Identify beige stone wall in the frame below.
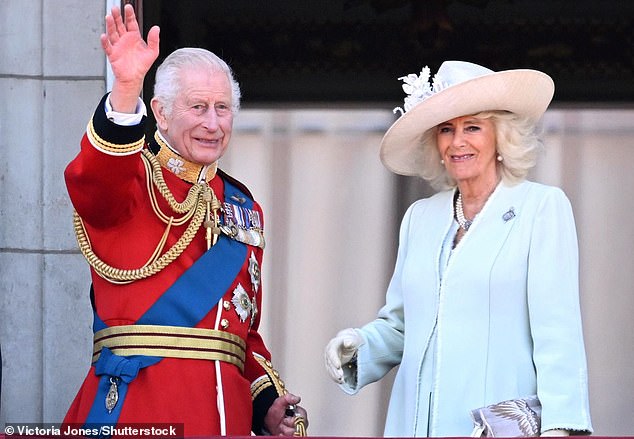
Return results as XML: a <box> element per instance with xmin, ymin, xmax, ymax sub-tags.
<box><xmin>0</xmin><ymin>0</ymin><xmax>106</xmax><ymax>424</ymax></box>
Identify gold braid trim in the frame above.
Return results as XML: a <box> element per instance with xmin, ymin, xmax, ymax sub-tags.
<box><xmin>251</xmin><ymin>354</ymin><xmax>308</xmax><ymax>435</ymax></box>
<box><xmin>92</xmin><ymin>325</ymin><xmax>247</xmax><ymax>371</ymax></box>
<box><xmin>251</xmin><ymin>376</ymin><xmax>273</xmax><ymax>400</ymax></box>
<box><xmin>73</xmin><ymin>149</ymin><xmax>215</xmax><ymax>284</ymax></box>
<box><xmin>293</xmin><ymin>416</ymin><xmax>307</xmax><ymax>437</ymax></box>
<box><xmin>141</xmin><ymin>149</ymin><xmax>203</xmax><ymax>214</ymax></box>
<box><xmin>252</xmin><ymin>353</ymin><xmax>286</xmax><ymax>396</ymax></box>
<box><xmin>87</xmin><ymin>119</ymin><xmax>145</xmax><ymax>155</ymax></box>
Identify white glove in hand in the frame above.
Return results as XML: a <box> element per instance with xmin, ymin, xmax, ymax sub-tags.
<box><xmin>324</xmin><ymin>328</ymin><xmax>363</xmax><ymax>384</ymax></box>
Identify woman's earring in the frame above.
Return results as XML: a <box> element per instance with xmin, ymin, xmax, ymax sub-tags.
<box><xmin>440</xmin><ymin>159</ymin><xmax>445</xmax><ymax>165</ymax></box>
<box><xmin>497</xmin><ymin>154</ymin><xmax>503</xmax><ymax>162</ymax></box>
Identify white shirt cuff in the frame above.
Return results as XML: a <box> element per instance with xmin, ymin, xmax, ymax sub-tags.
<box><xmin>104</xmin><ymin>95</ymin><xmax>147</xmax><ymax>126</ymax></box>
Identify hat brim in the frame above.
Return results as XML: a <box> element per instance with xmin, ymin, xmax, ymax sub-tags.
<box><xmin>379</xmin><ymin>69</ymin><xmax>555</xmax><ymax>177</ymax></box>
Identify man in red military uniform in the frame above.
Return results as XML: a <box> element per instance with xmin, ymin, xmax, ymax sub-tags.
<box><xmin>63</xmin><ymin>5</ymin><xmax>307</xmax><ymax>436</ymax></box>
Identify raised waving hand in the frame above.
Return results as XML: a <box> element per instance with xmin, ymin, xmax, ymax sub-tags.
<box><xmin>101</xmin><ymin>4</ymin><xmax>160</xmax><ymax>113</ymax></box>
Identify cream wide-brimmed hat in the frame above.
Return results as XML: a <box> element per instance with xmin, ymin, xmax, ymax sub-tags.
<box><xmin>380</xmin><ymin>61</ymin><xmax>555</xmax><ymax>176</ymax></box>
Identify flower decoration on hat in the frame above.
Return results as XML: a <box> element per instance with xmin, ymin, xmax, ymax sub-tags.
<box><xmin>393</xmin><ymin>66</ymin><xmax>448</xmax><ymax>116</ymax></box>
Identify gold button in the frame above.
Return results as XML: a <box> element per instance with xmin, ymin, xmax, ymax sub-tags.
<box><xmin>223</xmin><ymin>300</ymin><xmax>231</xmax><ymax>310</ymax></box>
<box><xmin>220</xmin><ymin>318</ymin><xmax>229</xmax><ymax>329</ymax></box>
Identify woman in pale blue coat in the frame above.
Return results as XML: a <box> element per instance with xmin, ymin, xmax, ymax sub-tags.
<box><xmin>324</xmin><ymin>61</ymin><xmax>593</xmax><ymax>437</ymax></box>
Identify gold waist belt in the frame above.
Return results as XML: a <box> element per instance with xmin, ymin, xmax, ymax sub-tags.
<box><xmin>93</xmin><ymin>324</ymin><xmax>247</xmax><ymax>372</ymax></box>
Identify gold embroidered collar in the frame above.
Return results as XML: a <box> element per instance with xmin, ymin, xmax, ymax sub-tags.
<box><xmin>154</xmin><ymin>131</ymin><xmax>218</xmax><ymax>184</ymax></box>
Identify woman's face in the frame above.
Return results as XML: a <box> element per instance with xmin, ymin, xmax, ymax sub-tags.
<box><xmin>436</xmin><ymin>115</ymin><xmax>498</xmax><ymax>186</ymax></box>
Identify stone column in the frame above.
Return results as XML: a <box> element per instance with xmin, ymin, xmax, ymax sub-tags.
<box><xmin>0</xmin><ymin>0</ymin><xmax>107</xmax><ymax>425</ymax></box>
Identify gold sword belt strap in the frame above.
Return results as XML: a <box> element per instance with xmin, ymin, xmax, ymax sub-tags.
<box><xmin>93</xmin><ymin>324</ymin><xmax>247</xmax><ymax>372</ymax></box>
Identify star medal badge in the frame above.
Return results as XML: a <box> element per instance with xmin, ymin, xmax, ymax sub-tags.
<box><xmin>231</xmin><ymin>284</ymin><xmax>253</xmax><ymax>323</ymax></box>
<box><xmin>248</xmin><ymin>252</ymin><xmax>261</xmax><ymax>293</ymax></box>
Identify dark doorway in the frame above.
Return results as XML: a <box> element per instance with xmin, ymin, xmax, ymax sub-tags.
<box><xmin>124</xmin><ymin>0</ymin><xmax>633</xmax><ymax>106</ymax></box>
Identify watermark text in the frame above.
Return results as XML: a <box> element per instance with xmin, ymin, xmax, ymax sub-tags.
<box><xmin>3</xmin><ymin>423</ymin><xmax>184</xmax><ymax>438</ymax></box>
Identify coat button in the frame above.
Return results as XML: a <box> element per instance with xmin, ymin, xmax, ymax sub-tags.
<box><xmin>223</xmin><ymin>300</ymin><xmax>231</xmax><ymax>311</ymax></box>
<box><xmin>220</xmin><ymin>318</ymin><xmax>229</xmax><ymax>329</ymax></box>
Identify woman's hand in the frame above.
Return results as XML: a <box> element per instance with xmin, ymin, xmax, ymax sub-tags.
<box><xmin>324</xmin><ymin>328</ymin><xmax>363</xmax><ymax>384</ymax></box>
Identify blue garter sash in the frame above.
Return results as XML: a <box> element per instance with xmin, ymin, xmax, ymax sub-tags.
<box><xmin>83</xmin><ymin>179</ymin><xmax>252</xmax><ymax>435</ymax></box>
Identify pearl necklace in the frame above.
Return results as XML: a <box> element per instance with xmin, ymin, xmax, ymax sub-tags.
<box><xmin>455</xmin><ymin>193</ymin><xmax>473</xmax><ymax>231</ymax></box>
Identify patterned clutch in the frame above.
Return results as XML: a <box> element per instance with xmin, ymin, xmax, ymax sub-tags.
<box><xmin>470</xmin><ymin>395</ymin><xmax>541</xmax><ymax>437</ymax></box>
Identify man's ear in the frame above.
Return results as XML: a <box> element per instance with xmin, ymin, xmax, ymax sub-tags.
<box><xmin>150</xmin><ymin>98</ymin><xmax>168</xmax><ymax>131</ymax></box>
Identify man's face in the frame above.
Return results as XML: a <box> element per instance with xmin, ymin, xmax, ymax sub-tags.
<box><xmin>152</xmin><ymin>67</ymin><xmax>234</xmax><ymax>165</ymax></box>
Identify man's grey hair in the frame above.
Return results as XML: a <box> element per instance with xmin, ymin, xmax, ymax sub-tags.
<box><xmin>153</xmin><ymin>47</ymin><xmax>241</xmax><ymax>115</ymax></box>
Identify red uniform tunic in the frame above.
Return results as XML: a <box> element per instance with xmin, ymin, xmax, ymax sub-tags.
<box><xmin>63</xmin><ymin>95</ymin><xmax>284</xmax><ymax>436</ymax></box>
